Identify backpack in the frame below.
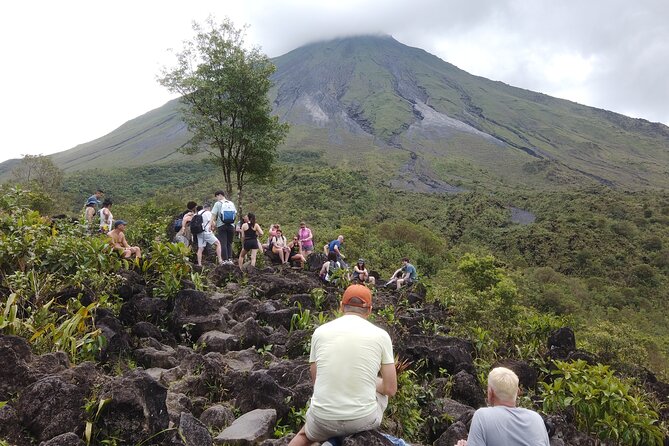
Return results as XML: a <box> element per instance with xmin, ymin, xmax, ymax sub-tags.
<box><xmin>190</xmin><ymin>211</ymin><xmax>205</xmax><ymax>236</ymax></box>
<box><xmin>219</xmin><ymin>200</ymin><xmax>237</xmax><ymax>224</ymax></box>
<box><xmin>173</xmin><ymin>211</ymin><xmax>186</xmax><ymax>233</ymax></box>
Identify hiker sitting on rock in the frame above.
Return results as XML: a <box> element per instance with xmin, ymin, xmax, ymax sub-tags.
<box><xmin>107</xmin><ymin>220</ymin><xmax>141</xmax><ymax>259</ymax></box>
<box><xmin>385</xmin><ymin>257</ymin><xmax>417</xmax><ymax>290</ymax></box>
<box><xmin>288</xmin><ymin>284</ymin><xmax>397</xmax><ymax>446</ymax></box>
<box><xmin>320</xmin><ymin>252</ymin><xmax>345</xmax><ymax>284</ymax></box>
<box><xmin>456</xmin><ymin>367</ymin><xmax>550</xmax><ymax>446</ymax></box>
<box><xmin>288</xmin><ymin>235</ymin><xmax>306</xmax><ymax>268</ymax></box>
<box><xmin>353</xmin><ymin>258</ymin><xmax>375</xmax><ymax>285</ymax></box>
<box><xmin>271</xmin><ymin>228</ymin><xmax>291</xmax><ymax>264</ymax></box>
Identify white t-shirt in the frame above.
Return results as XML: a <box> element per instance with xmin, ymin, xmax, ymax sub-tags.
<box><xmin>466</xmin><ymin>406</ymin><xmax>550</xmax><ymax>446</ymax></box>
<box><xmin>309</xmin><ymin>314</ymin><xmax>394</xmax><ymax>420</ymax></box>
<box><xmin>200</xmin><ymin>210</ymin><xmax>213</xmax><ymax>233</ymax></box>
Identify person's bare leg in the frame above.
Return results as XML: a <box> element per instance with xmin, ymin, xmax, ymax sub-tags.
<box><xmin>215</xmin><ymin>242</ymin><xmax>223</xmax><ymax>264</ymax></box>
<box><xmin>238</xmin><ymin>249</ymin><xmax>246</xmax><ymax>268</ymax></box>
<box><xmin>250</xmin><ymin>249</ymin><xmax>258</xmax><ymax>266</ymax></box>
<box><xmin>197</xmin><ymin>247</ymin><xmax>204</xmax><ymax>266</ymax></box>
<box><xmin>287</xmin><ymin>427</ymin><xmax>313</xmax><ymax>446</ymax></box>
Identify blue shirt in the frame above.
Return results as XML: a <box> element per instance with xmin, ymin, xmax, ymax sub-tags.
<box><xmin>402</xmin><ymin>263</ymin><xmax>417</xmax><ymax>280</ymax></box>
<box><xmin>328</xmin><ymin>239</ymin><xmax>342</xmax><ymax>253</ymax></box>
<box><xmin>466</xmin><ymin>406</ymin><xmax>550</xmax><ymax>446</ymax></box>
<box><xmin>85</xmin><ymin>195</ymin><xmax>101</xmax><ymax>208</ymax></box>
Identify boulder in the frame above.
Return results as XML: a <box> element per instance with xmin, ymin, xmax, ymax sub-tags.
<box><xmin>172</xmin><ymin>412</ymin><xmax>212</xmax><ymax>446</ymax></box>
<box><xmin>166</xmin><ymin>392</ymin><xmax>194</xmax><ymax>424</ymax></box>
<box><xmin>0</xmin><ymin>335</ymin><xmax>35</xmax><ymax>400</ymax></box>
<box><xmin>200</xmin><ymin>404</ymin><xmax>236</xmax><ymax>431</ymax></box>
<box><xmin>134</xmin><ymin>346</ymin><xmax>179</xmax><ymax>369</ymax></box>
<box><xmin>131</xmin><ymin>321</ymin><xmax>164</xmax><ymax>340</ymax></box>
<box><xmin>17</xmin><ymin>375</ymin><xmax>88</xmax><ymax>442</ymax></box>
<box><xmin>96</xmin><ymin>314</ymin><xmax>132</xmax><ymax>359</ymax></box>
<box><xmin>494</xmin><ymin>359</ymin><xmax>537</xmax><ymax>390</ymax></box>
<box><xmin>198</xmin><ymin>330</ymin><xmax>239</xmax><ymax>354</ymax></box>
<box><xmin>97</xmin><ymin>370</ymin><xmax>169</xmax><ymax>445</ymax></box>
<box><xmin>249</xmin><ymin>270</ymin><xmax>322</xmax><ymax>298</ymax></box>
<box><xmin>451</xmin><ymin>370</ymin><xmax>485</xmax><ymax>408</ymax></box>
<box><xmin>120</xmin><ymin>296</ymin><xmax>168</xmax><ymax>325</ymax></box>
<box><xmin>39</xmin><ymin>432</ymin><xmax>85</xmax><ymax>446</ymax></box>
<box><xmin>548</xmin><ymin>327</ymin><xmax>576</xmax><ymax>351</ymax></box>
<box><xmin>0</xmin><ymin>403</ymin><xmax>31</xmax><ymax>446</ymax></box>
<box><xmin>233</xmin><ymin>370</ymin><xmax>294</xmax><ymax>421</ymax></box>
<box><xmin>214</xmin><ymin>408</ymin><xmax>277</xmax><ymax>445</ymax></box>
<box><xmin>227</xmin><ymin>298</ymin><xmax>261</xmax><ymax>322</ymax></box>
<box><xmin>229</xmin><ymin>317</ymin><xmax>270</xmax><ymax>350</ymax></box>
<box><xmin>171</xmin><ymin>289</ymin><xmax>228</xmax><ymax>341</ymax></box>
<box><xmin>434</xmin><ymin>420</ymin><xmax>470</xmax><ymax>446</ymax></box>
<box><xmin>342</xmin><ymin>430</ymin><xmax>394</xmax><ymax>445</ymax></box>
<box><xmin>400</xmin><ymin>335</ymin><xmax>475</xmax><ymax>375</ymax></box>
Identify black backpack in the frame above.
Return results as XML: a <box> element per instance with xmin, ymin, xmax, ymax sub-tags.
<box><xmin>190</xmin><ymin>211</ymin><xmax>205</xmax><ymax>235</ymax></box>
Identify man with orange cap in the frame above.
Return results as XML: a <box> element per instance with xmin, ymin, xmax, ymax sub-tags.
<box><xmin>288</xmin><ymin>284</ymin><xmax>397</xmax><ymax>445</ymax></box>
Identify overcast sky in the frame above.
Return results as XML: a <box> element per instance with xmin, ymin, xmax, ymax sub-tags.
<box><xmin>1</xmin><ymin>0</ymin><xmax>667</xmax><ymax>163</ymax></box>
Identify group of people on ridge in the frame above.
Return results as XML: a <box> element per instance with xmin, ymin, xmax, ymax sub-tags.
<box><xmin>83</xmin><ymin>189</ymin><xmax>141</xmax><ymax>260</ymax></box>
<box><xmin>171</xmin><ymin>191</ymin><xmax>316</xmax><ymax>269</ymax></box>
<box><xmin>85</xmin><ymin>188</ymin><xmax>419</xmax><ymax>288</ymax></box>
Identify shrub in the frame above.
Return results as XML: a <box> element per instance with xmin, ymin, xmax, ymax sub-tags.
<box><xmin>542</xmin><ymin>360</ymin><xmax>664</xmax><ymax>445</ymax></box>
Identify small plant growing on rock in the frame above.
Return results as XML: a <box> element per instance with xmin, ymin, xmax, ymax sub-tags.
<box><xmin>290</xmin><ymin>303</ymin><xmax>312</xmax><ymax>332</ymax></box>
<box><xmin>310</xmin><ymin>288</ymin><xmax>326</xmax><ymax>311</ymax></box>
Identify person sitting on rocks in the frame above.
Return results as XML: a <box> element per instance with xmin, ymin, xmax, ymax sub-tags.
<box><xmin>107</xmin><ymin>220</ymin><xmax>141</xmax><ymax>259</ymax></box>
<box><xmin>288</xmin><ymin>284</ymin><xmax>397</xmax><ymax>446</ymax></box>
<box><xmin>238</xmin><ymin>213</ymin><xmax>263</xmax><ymax>269</ymax></box>
<box><xmin>456</xmin><ymin>367</ymin><xmax>550</xmax><ymax>446</ymax></box>
<box><xmin>288</xmin><ymin>235</ymin><xmax>306</xmax><ymax>268</ymax></box>
<box><xmin>385</xmin><ymin>257</ymin><xmax>417</xmax><ymax>290</ymax></box>
<box><xmin>271</xmin><ymin>228</ymin><xmax>291</xmax><ymax>264</ymax></box>
<box><xmin>352</xmin><ymin>258</ymin><xmax>375</xmax><ymax>285</ymax></box>
<box><xmin>319</xmin><ymin>252</ymin><xmax>345</xmax><ymax>284</ymax></box>
<box><xmin>263</xmin><ymin>223</ymin><xmax>279</xmax><ymax>250</ymax></box>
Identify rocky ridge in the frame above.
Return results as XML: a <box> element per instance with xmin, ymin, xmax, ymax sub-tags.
<box><xmin>1</xmin><ymin>260</ymin><xmax>668</xmax><ymax>445</ymax></box>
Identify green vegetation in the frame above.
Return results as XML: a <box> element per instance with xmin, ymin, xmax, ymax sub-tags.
<box><xmin>3</xmin><ymin>150</ymin><xmax>669</xmax><ymax>443</ymax></box>
<box><xmin>542</xmin><ymin>360</ymin><xmax>664</xmax><ymax>445</ymax></box>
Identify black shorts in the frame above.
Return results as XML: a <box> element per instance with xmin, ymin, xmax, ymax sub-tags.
<box><xmin>243</xmin><ymin>239</ymin><xmax>258</xmax><ymax>251</ymax></box>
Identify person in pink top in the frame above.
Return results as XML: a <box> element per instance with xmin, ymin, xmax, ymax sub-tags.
<box><xmin>298</xmin><ymin>221</ymin><xmax>314</xmax><ymax>255</ymax></box>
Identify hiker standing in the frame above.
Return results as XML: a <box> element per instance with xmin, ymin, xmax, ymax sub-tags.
<box><xmin>210</xmin><ymin>190</ymin><xmax>237</xmax><ymax>264</ymax></box>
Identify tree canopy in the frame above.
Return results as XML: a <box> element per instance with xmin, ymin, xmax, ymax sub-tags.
<box><xmin>158</xmin><ymin>17</ymin><xmax>288</xmax><ymax>209</ymax></box>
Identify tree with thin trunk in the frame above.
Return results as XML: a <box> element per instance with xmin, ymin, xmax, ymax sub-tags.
<box><xmin>158</xmin><ymin>16</ymin><xmax>288</xmax><ymax>214</ymax></box>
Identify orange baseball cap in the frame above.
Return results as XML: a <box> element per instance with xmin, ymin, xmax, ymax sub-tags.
<box><xmin>341</xmin><ymin>284</ymin><xmax>372</xmax><ymax>308</ymax></box>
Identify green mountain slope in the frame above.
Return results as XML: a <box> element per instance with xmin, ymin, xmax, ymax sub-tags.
<box><xmin>2</xmin><ymin>35</ymin><xmax>668</xmax><ymax>189</ymax></box>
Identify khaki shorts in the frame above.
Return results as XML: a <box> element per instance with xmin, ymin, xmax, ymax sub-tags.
<box><xmin>197</xmin><ymin>231</ymin><xmax>219</xmax><ymax>248</ymax></box>
<box><xmin>304</xmin><ymin>393</ymin><xmax>388</xmax><ymax>441</ymax></box>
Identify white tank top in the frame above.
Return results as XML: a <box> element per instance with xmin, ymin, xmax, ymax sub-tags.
<box><xmin>99</xmin><ymin>208</ymin><xmax>113</xmax><ymax>231</ymax></box>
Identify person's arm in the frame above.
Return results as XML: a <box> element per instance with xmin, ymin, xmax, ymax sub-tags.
<box><xmin>377</xmin><ymin>363</ymin><xmax>397</xmax><ymax>397</ymax></box>
<box><xmin>210</xmin><ymin>203</ymin><xmax>220</xmax><ymax>230</ymax></box>
<box><xmin>304</xmin><ymin>229</ymin><xmax>313</xmax><ymax>242</ymax></box>
<box><xmin>255</xmin><ymin>224</ymin><xmax>263</xmax><ymax>236</ymax></box>
<box><xmin>120</xmin><ymin>234</ymin><xmax>131</xmax><ymax>249</ymax></box>
<box><xmin>310</xmin><ymin>362</ymin><xmax>317</xmax><ymax>384</ymax></box>
<box><xmin>319</xmin><ymin>262</ymin><xmax>329</xmax><ymax>276</ymax></box>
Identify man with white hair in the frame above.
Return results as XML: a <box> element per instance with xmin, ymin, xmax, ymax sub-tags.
<box><xmin>456</xmin><ymin>367</ymin><xmax>550</xmax><ymax>446</ymax></box>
